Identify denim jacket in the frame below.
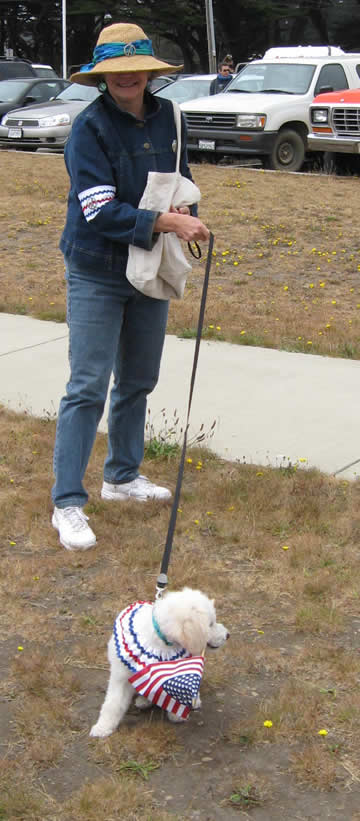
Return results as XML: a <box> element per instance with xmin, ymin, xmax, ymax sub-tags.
<box><xmin>60</xmin><ymin>90</ymin><xmax>196</xmax><ymax>275</ymax></box>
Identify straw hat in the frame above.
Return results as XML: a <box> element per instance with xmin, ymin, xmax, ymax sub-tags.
<box><xmin>70</xmin><ymin>22</ymin><xmax>182</xmax><ymax>86</ymax></box>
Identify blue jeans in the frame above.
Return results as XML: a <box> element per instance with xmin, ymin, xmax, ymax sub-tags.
<box><xmin>52</xmin><ymin>269</ymin><xmax>169</xmax><ymax>508</ymax></box>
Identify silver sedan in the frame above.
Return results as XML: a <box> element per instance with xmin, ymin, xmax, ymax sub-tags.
<box><xmin>0</xmin><ymin>83</ymin><xmax>100</xmax><ymax>151</ymax></box>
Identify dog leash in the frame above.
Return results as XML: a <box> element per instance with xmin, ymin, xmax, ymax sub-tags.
<box><xmin>156</xmin><ymin>231</ymin><xmax>214</xmax><ymax>599</ymax></box>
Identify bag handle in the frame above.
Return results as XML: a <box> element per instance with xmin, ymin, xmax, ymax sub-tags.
<box><xmin>172</xmin><ymin>100</ymin><xmax>182</xmax><ymax>173</ymax></box>
<box><xmin>172</xmin><ymin>101</ymin><xmax>202</xmax><ymax>262</ymax></box>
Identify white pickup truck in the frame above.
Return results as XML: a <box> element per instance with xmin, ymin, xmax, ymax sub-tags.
<box><xmin>181</xmin><ymin>46</ymin><xmax>360</xmax><ymax>172</ymax></box>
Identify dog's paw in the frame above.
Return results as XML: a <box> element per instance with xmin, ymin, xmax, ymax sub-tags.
<box><xmin>135</xmin><ymin>695</ymin><xmax>152</xmax><ymax>710</ymax></box>
<box><xmin>192</xmin><ymin>694</ymin><xmax>202</xmax><ymax>710</ymax></box>
<box><xmin>89</xmin><ymin>722</ymin><xmax>113</xmax><ymax>738</ymax></box>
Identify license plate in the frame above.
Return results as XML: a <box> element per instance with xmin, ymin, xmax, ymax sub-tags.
<box><xmin>8</xmin><ymin>127</ymin><xmax>22</xmax><ymax>138</ymax></box>
<box><xmin>198</xmin><ymin>139</ymin><xmax>215</xmax><ymax>150</ymax></box>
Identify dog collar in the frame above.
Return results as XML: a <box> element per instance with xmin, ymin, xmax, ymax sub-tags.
<box><xmin>152</xmin><ymin>609</ymin><xmax>173</xmax><ymax>646</ymax></box>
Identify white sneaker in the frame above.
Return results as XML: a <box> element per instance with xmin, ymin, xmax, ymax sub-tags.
<box><xmin>101</xmin><ymin>475</ymin><xmax>171</xmax><ymax>502</ymax></box>
<box><xmin>52</xmin><ymin>506</ymin><xmax>96</xmax><ymax>551</ymax></box>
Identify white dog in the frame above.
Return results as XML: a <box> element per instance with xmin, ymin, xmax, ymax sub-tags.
<box><xmin>90</xmin><ymin>587</ymin><xmax>229</xmax><ymax>738</ymax></box>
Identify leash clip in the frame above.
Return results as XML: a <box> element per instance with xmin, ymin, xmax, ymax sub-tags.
<box><xmin>155</xmin><ymin>572</ymin><xmax>168</xmax><ymax>600</ymax></box>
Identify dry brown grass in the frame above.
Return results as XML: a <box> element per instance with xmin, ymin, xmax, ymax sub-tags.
<box><xmin>1</xmin><ymin>151</ymin><xmax>360</xmax><ymax>359</ymax></box>
<box><xmin>2</xmin><ymin>405</ymin><xmax>360</xmax><ymax>816</ymax></box>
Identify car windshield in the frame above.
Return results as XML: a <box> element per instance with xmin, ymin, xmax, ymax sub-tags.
<box><xmin>0</xmin><ymin>80</ymin><xmax>31</xmax><ymax>101</ymax></box>
<box><xmin>225</xmin><ymin>62</ymin><xmax>316</xmax><ymax>95</ymax></box>
<box><xmin>56</xmin><ymin>83</ymin><xmax>100</xmax><ymax>102</ymax></box>
<box><xmin>155</xmin><ymin>78</ymin><xmax>213</xmax><ymax>103</ymax></box>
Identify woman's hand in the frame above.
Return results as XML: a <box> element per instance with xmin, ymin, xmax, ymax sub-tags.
<box><xmin>154</xmin><ymin>210</ymin><xmax>210</xmax><ymax>242</ymax></box>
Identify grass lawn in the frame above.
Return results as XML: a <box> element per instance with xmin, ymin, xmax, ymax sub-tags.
<box><xmin>1</xmin><ymin>152</ymin><xmax>360</xmax><ymax>819</ymax></box>
<box><xmin>1</xmin><ymin>151</ymin><xmax>360</xmax><ymax>358</ymax></box>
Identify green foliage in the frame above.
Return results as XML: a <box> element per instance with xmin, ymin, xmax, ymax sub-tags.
<box><xmin>2</xmin><ymin>0</ymin><xmax>360</xmax><ymax>75</ymax></box>
<box><xmin>116</xmin><ymin>759</ymin><xmax>160</xmax><ymax>780</ymax></box>
<box><xmin>229</xmin><ymin>783</ymin><xmax>262</xmax><ymax>807</ymax></box>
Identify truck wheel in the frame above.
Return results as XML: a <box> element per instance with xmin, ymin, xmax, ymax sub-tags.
<box><xmin>265</xmin><ymin>129</ymin><xmax>305</xmax><ymax>172</ymax></box>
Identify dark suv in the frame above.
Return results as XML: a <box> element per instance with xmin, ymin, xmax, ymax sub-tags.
<box><xmin>0</xmin><ymin>57</ymin><xmax>36</xmax><ymax>80</ymax></box>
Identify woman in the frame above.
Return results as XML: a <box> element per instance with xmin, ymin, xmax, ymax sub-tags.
<box><xmin>52</xmin><ymin>22</ymin><xmax>209</xmax><ymax>551</ymax></box>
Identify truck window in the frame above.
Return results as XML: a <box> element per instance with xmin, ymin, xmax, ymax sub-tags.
<box><xmin>314</xmin><ymin>64</ymin><xmax>348</xmax><ymax>95</ymax></box>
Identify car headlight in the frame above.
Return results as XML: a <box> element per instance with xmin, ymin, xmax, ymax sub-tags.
<box><xmin>311</xmin><ymin>108</ymin><xmax>329</xmax><ymax>125</ymax></box>
<box><xmin>37</xmin><ymin>113</ymin><xmax>71</xmax><ymax>127</ymax></box>
<box><xmin>1</xmin><ymin>114</ymin><xmax>10</xmax><ymax>126</ymax></box>
<box><xmin>236</xmin><ymin>113</ymin><xmax>266</xmax><ymax>129</ymax></box>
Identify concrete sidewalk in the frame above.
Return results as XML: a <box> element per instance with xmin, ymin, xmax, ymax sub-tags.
<box><xmin>1</xmin><ymin>312</ymin><xmax>360</xmax><ymax>480</ymax></box>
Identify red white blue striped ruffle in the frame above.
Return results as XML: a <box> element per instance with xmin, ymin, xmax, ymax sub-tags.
<box><xmin>78</xmin><ymin>184</ymin><xmax>116</xmax><ymax>222</ymax></box>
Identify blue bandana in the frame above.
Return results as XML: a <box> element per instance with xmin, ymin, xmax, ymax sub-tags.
<box><xmin>80</xmin><ymin>39</ymin><xmax>154</xmax><ymax>73</ymax></box>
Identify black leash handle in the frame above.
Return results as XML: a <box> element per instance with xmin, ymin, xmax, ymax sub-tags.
<box><xmin>156</xmin><ymin>232</ymin><xmax>214</xmax><ymax>598</ymax></box>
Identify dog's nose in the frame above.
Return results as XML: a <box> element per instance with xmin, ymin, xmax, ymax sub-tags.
<box><xmin>226</xmin><ymin>631</ymin><xmax>230</xmax><ymax>640</ymax></box>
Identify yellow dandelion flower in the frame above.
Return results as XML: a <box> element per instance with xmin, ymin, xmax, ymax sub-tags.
<box><xmin>331</xmin><ymin>300</ymin><xmax>337</xmax><ymax>305</ymax></box>
<box><xmin>318</xmin><ymin>729</ymin><xmax>328</xmax><ymax>736</ymax></box>
<box><xmin>33</xmin><ymin>576</ymin><xmax>40</xmax><ymax>580</ymax></box>
<box><xmin>256</xmin><ymin>629</ymin><xmax>264</xmax><ymax>634</ymax></box>
<box><xmin>282</xmin><ymin>545</ymin><xmax>289</xmax><ymax>550</ymax></box>
<box><xmin>17</xmin><ymin>646</ymin><xmax>24</xmax><ymax>651</ymax></box>
<box><xmin>177</xmin><ymin>508</ymin><xmax>183</xmax><ymax>513</ymax></box>
<box><xmin>9</xmin><ymin>541</ymin><xmax>16</xmax><ymax>546</ymax></box>
<box><xmin>283</xmin><ymin>285</ymin><xmax>288</xmax><ymax>291</ymax></box>
<box><xmin>256</xmin><ymin>471</ymin><xmax>263</xmax><ymax>477</ymax></box>
<box><xmin>247</xmin><ymin>271</ymin><xmax>253</xmax><ymax>276</ymax></box>
<box><xmin>309</xmin><ymin>283</ymin><xmax>314</xmax><ymax>288</ymax></box>
<box><xmin>208</xmin><ymin>324</ymin><xmax>214</xmax><ymax>329</ymax></box>
<box><xmin>319</xmin><ymin>282</ymin><xmax>325</xmax><ymax>287</ymax></box>
<box><xmin>263</xmin><ymin>720</ymin><xmax>273</xmax><ymax>728</ymax></box>
<box><xmin>227</xmin><ymin>505</ymin><xmax>235</xmax><ymax>511</ymax></box>
<box><xmin>194</xmin><ymin>519</ymin><xmax>200</xmax><ymax>525</ymax></box>
<box><xmin>186</xmin><ymin>458</ymin><xmax>193</xmax><ymax>464</ymax></box>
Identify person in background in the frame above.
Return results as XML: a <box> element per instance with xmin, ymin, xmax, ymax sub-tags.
<box><xmin>209</xmin><ymin>62</ymin><xmax>233</xmax><ymax>95</ymax></box>
<box><xmin>51</xmin><ymin>22</ymin><xmax>209</xmax><ymax>552</ymax></box>
<box><xmin>222</xmin><ymin>53</ymin><xmax>235</xmax><ymax>72</ymax></box>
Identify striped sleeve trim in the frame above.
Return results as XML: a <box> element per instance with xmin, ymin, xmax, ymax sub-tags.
<box><xmin>78</xmin><ymin>184</ymin><xmax>116</xmax><ymax>222</ymax></box>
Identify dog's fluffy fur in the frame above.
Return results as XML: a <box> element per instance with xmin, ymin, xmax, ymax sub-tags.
<box><xmin>90</xmin><ymin>587</ymin><xmax>229</xmax><ymax>738</ymax></box>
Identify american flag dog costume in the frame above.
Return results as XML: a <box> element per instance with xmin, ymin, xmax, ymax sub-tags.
<box><xmin>90</xmin><ymin>587</ymin><xmax>229</xmax><ymax>738</ymax></box>
<box><xmin>115</xmin><ymin>601</ymin><xmax>204</xmax><ymax>719</ymax></box>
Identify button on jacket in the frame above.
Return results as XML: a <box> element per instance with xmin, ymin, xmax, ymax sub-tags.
<box><xmin>60</xmin><ymin>90</ymin><xmax>196</xmax><ymax>276</ymax></box>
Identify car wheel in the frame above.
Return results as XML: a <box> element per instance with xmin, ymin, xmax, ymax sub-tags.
<box><xmin>264</xmin><ymin>129</ymin><xmax>305</xmax><ymax>172</ymax></box>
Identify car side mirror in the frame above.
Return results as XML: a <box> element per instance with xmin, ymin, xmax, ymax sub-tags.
<box><xmin>24</xmin><ymin>95</ymin><xmax>36</xmax><ymax>105</ymax></box>
<box><xmin>318</xmin><ymin>85</ymin><xmax>334</xmax><ymax>95</ymax></box>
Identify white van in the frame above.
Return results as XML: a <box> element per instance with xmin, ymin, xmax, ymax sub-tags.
<box><xmin>181</xmin><ymin>49</ymin><xmax>360</xmax><ymax>171</ymax></box>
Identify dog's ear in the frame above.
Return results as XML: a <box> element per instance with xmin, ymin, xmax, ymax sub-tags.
<box><xmin>177</xmin><ymin>608</ymin><xmax>209</xmax><ymax>656</ymax></box>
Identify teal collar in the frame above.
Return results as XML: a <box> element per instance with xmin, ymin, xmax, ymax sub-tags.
<box><xmin>152</xmin><ymin>609</ymin><xmax>173</xmax><ymax>646</ymax></box>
